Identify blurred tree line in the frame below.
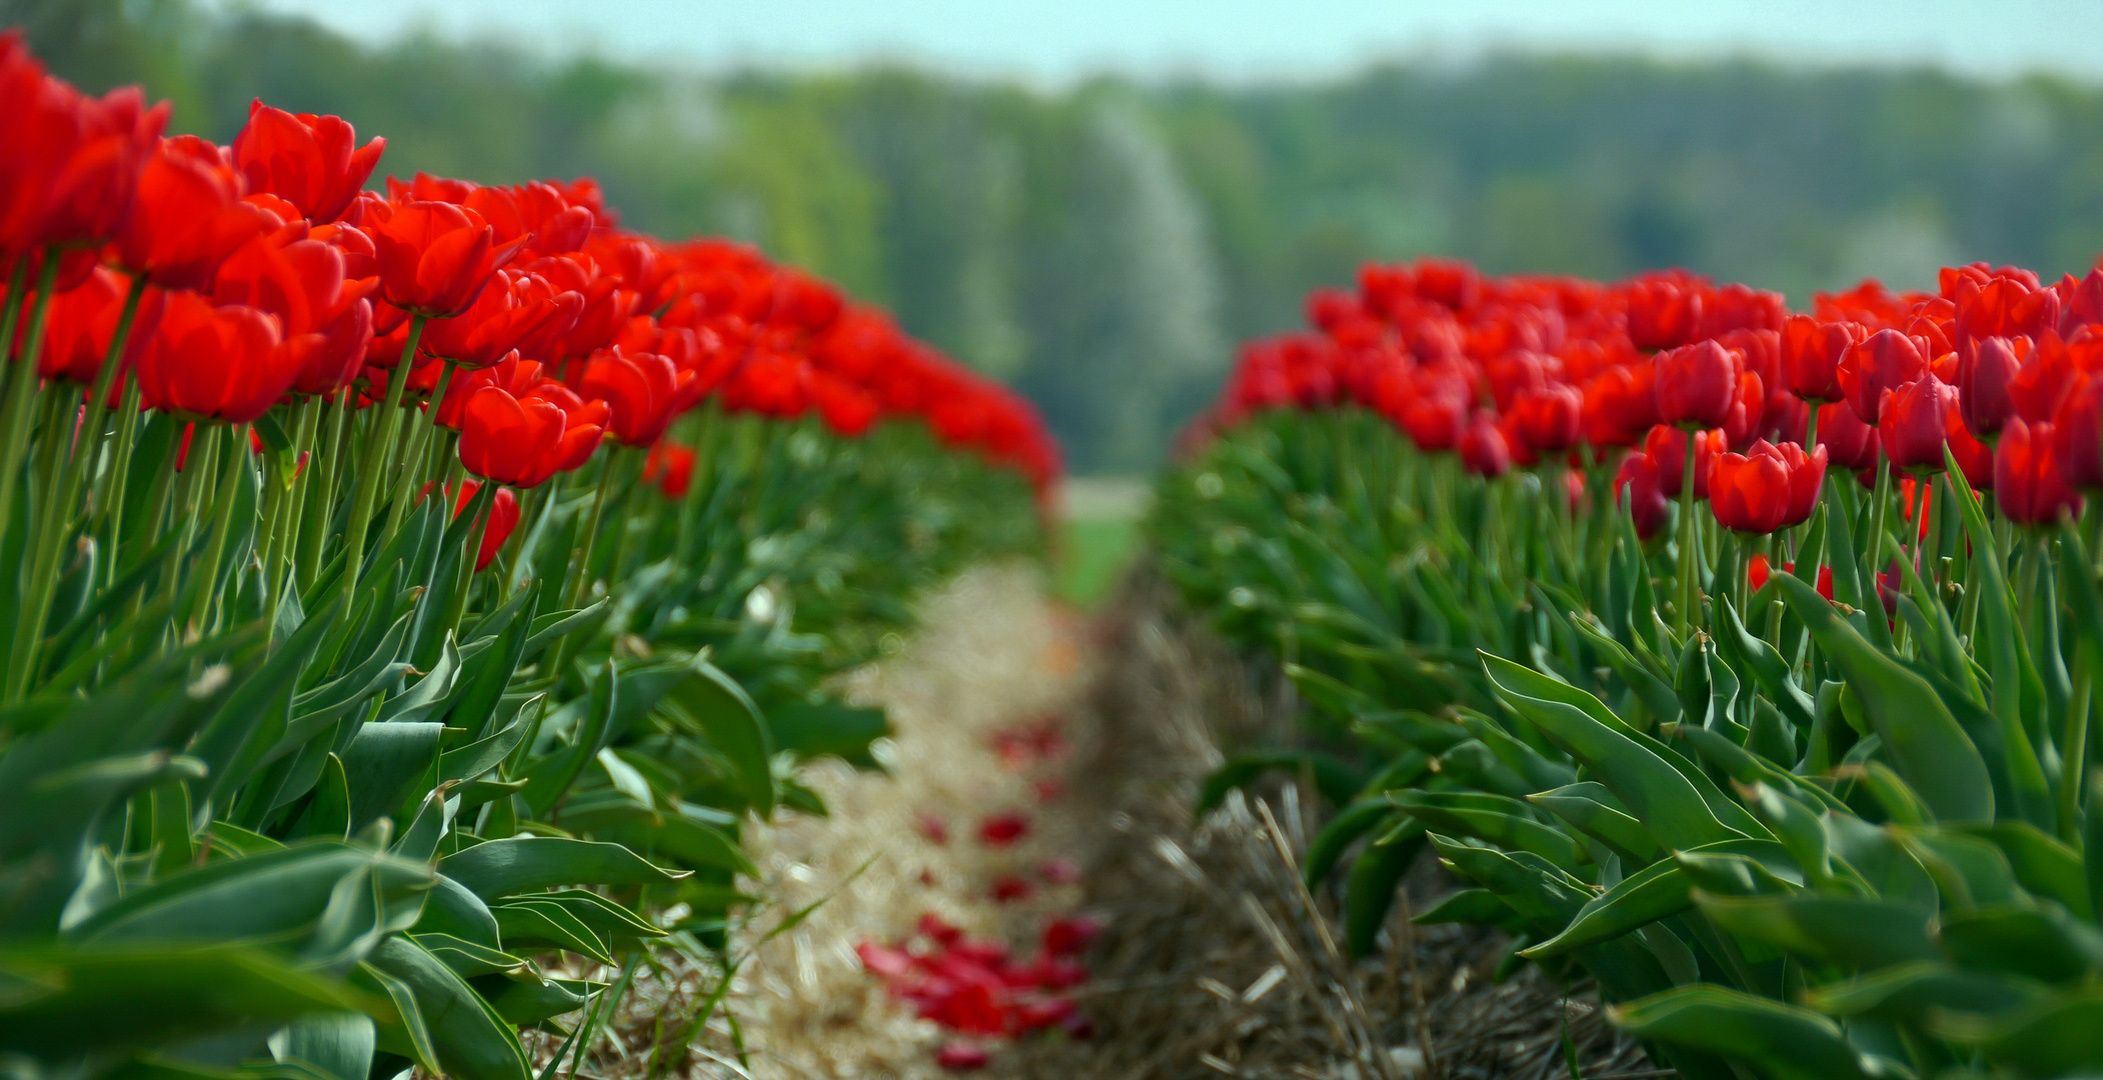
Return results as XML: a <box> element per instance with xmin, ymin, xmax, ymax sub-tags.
<box><xmin>14</xmin><ymin>0</ymin><xmax>2103</xmax><ymax>471</ymax></box>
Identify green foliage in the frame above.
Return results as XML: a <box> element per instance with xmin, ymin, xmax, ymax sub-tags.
<box><xmin>1156</xmin><ymin>408</ymin><xmax>2103</xmax><ymax>1080</ymax></box>
<box><xmin>0</xmin><ymin>401</ymin><xmax>1040</xmax><ymax>1080</ymax></box>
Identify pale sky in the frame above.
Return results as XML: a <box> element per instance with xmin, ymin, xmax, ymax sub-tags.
<box><xmin>233</xmin><ymin>0</ymin><xmax>2103</xmax><ymax>84</ymax></box>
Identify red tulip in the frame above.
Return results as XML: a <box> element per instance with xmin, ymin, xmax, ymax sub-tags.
<box><xmin>370</xmin><ymin>200</ymin><xmax>525</xmax><ymax>318</ymax></box>
<box><xmin>577</xmin><ymin>347</ymin><xmax>696</xmax><ymax>446</ymax></box>
<box><xmin>809</xmin><ymin>369</ymin><xmax>880</xmax><ymax>437</ymax></box>
<box><xmin>1878</xmin><ymin>376</ymin><xmax>1960</xmax><ymax>474</ymax></box>
<box><xmin>230</xmin><ymin>101</ymin><xmax>384</xmax><ymax>224</ymax></box>
<box><xmin>1780</xmin><ymin>315</ymin><xmax>1861</xmax><ymax>404</ymax></box>
<box><xmin>116</xmin><ymin>135</ymin><xmax>276</xmax><ymax>289</ymax></box>
<box><xmin>1995</xmin><ymin>418</ymin><xmax>2082</xmax><ymax>526</ymax></box>
<box><xmin>1580</xmin><ymin>362</ymin><xmax>1658</xmax><ymax>449</ymax></box>
<box><xmin>642</xmin><ymin>440</ymin><xmax>696</xmax><ymax>498</ymax></box>
<box><xmin>419</xmin><ymin>268</ymin><xmax>582</xmax><ymax>368</ymax></box>
<box><xmin>35</xmin><ymin>267</ymin><xmax>162</xmax><ymax>389</ymax></box>
<box><xmin>425</xmin><ymin>480</ymin><xmax>520</xmax><ymax>571</ymax></box>
<box><xmin>1707</xmin><ymin>439</ymin><xmax>1826</xmax><ymax>534</ymax></box>
<box><xmin>1837</xmin><ymin>329</ymin><xmax>1928</xmax><ymax>426</ymax></box>
<box><xmin>1956</xmin><ymin>335</ymin><xmax>2023</xmax><ymax>440</ymax></box>
<box><xmin>133</xmin><ymin>291</ymin><xmax>292</xmax><ymax>423</ymax></box>
<box><xmin>1654</xmin><ymin>340</ymin><xmax>1740</xmax><ymax>430</ymax></box>
<box><xmin>1642</xmin><ymin>424</ymin><xmax>1726</xmax><ymax>500</ymax></box>
<box><xmin>1802</xmin><ymin>400</ymin><xmax>1879</xmax><ymax>471</ymax></box>
<box><xmin>1395</xmin><ymin>378</ymin><xmax>1469</xmax><ymax>452</ymax></box>
<box><xmin>1625</xmin><ymin>276</ymin><xmax>1704</xmax><ymax>352</ymax></box>
<box><xmin>2054</xmin><ymin>378</ymin><xmax>2103</xmax><ymax>490</ymax></box>
<box><xmin>1509</xmin><ymin>382</ymin><xmax>1582</xmax><ymax>454</ymax></box>
<box><xmin>1720</xmin><ymin>370</ymin><xmax>1767</xmax><ymax>449</ymax></box>
<box><xmin>0</xmin><ymin>46</ymin><xmax>168</xmax><ymax>260</ymax></box>
<box><xmin>2009</xmin><ymin>331</ymin><xmax>2081</xmax><ymax>424</ymax></box>
<box><xmin>721</xmin><ymin>349</ymin><xmax>810</xmax><ymax>418</ymax></box>
<box><xmin>456</xmin><ymin>382</ymin><xmax>605</xmax><ymax>487</ymax></box>
<box><xmin>1953</xmin><ymin>272</ymin><xmax>2060</xmax><ymax>343</ymax></box>
<box><xmin>1458</xmin><ymin>412</ymin><xmax>1510</xmax><ymax>477</ymax></box>
<box><xmin>1613</xmin><ymin>450</ymin><xmax>1670</xmax><ymax>540</ymax></box>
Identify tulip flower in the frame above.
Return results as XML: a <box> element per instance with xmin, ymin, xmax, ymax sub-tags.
<box><xmin>35</xmin><ymin>267</ymin><xmax>162</xmax><ymax>389</ymax></box>
<box><xmin>577</xmin><ymin>347</ymin><xmax>696</xmax><ymax>446</ymax></box>
<box><xmin>1954</xmin><ymin>272</ymin><xmax>2060</xmax><ymax>342</ymax></box>
<box><xmin>370</xmin><ymin>200</ymin><xmax>526</xmax><ymax>318</ymax></box>
<box><xmin>1707</xmin><ymin>440</ymin><xmax>1826</xmax><ymax>534</ymax></box>
<box><xmin>1510</xmin><ymin>382</ymin><xmax>1582</xmax><ymax>455</ymax></box>
<box><xmin>2054</xmin><ymin>378</ymin><xmax>2103</xmax><ymax>490</ymax></box>
<box><xmin>1642</xmin><ymin>424</ymin><xmax>1726</xmax><ymax>500</ymax></box>
<box><xmin>1625</xmin><ymin>275</ymin><xmax>1704</xmax><ymax>352</ymax></box>
<box><xmin>1995</xmin><ymin>418</ymin><xmax>2082</xmax><ymax>526</ymax></box>
<box><xmin>419</xmin><ymin>268</ymin><xmax>583</xmax><ymax>368</ymax></box>
<box><xmin>1580</xmin><ymin>362</ymin><xmax>1658</xmax><ymax>449</ymax></box>
<box><xmin>1655</xmin><ymin>340</ymin><xmax>1740</xmax><ymax>430</ymax></box>
<box><xmin>642</xmin><ymin>441</ymin><xmax>696</xmax><ymax>499</ymax></box>
<box><xmin>1837</xmin><ymin>329</ymin><xmax>1928</xmax><ymax>426</ymax></box>
<box><xmin>1458</xmin><ymin>413</ymin><xmax>1510</xmax><ymax>477</ymax></box>
<box><xmin>456</xmin><ymin>382</ymin><xmax>605</xmax><ymax>487</ymax></box>
<box><xmin>1720</xmin><ymin>370</ymin><xmax>1767</xmax><ymax>449</ymax></box>
<box><xmin>132</xmin><ymin>291</ymin><xmax>292</xmax><ymax>423</ymax></box>
<box><xmin>1613</xmin><ymin>450</ymin><xmax>1670</xmax><ymax>540</ymax></box>
<box><xmin>116</xmin><ymin>135</ymin><xmax>276</xmax><ymax>290</ymax></box>
<box><xmin>1396</xmin><ymin>383</ymin><xmax>1469</xmax><ymax>452</ymax></box>
<box><xmin>0</xmin><ymin>59</ymin><xmax>168</xmax><ymax>261</ymax></box>
<box><xmin>457</xmin><ymin>480</ymin><xmax>520</xmax><ymax>571</ymax></box>
<box><xmin>230</xmin><ymin>101</ymin><xmax>385</xmax><ymax>224</ymax></box>
<box><xmin>1956</xmin><ymin>335</ymin><xmax>2023</xmax><ymax>440</ymax></box>
<box><xmin>2008</xmin><ymin>331</ymin><xmax>2082</xmax><ymax>424</ymax></box>
<box><xmin>1780</xmin><ymin>315</ymin><xmax>1861</xmax><ymax>405</ymax></box>
<box><xmin>810</xmin><ymin>370</ymin><xmax>880</xmax><ymax>437</ymax></box>
<box><xmin>1878</xmin><ymin>376</ymin><xmax>1960</xmax><ymax>474</ymax></box>
<box><xmin>1800</xmin><ymin>400</ymin><xmax>1879</xmax><ymax>471</ymax></box>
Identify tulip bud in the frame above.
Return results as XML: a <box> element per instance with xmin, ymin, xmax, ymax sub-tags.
<box><xmin>1780</xmin><ymin>315</ymin><xmax>1861</xmax><ymax>404</ymax></box>
<box><xmin>1459</xmin><ymin>413</ymin><xmax>1511</xmax><ymax>477</ymax></box>
<box><xmin>1654</xmin><ymin>340</ymin><xmax>1741</xmax><ymax>430</ymax></box>
<box><xmin>1613</xmin><ymin>451</ymin><xmax>1670</xmax><ymax>540</ymax></box>
<box><xmin>1878</xmin><ymin>376</ymin><xmax>1959</xmax><ymax>474</ymax></box>
<box><xmin>1510</xmin><ymin>382</ymin><xmax>1582</xmax><ymax>455</ymax></box>
<box><xmin>1838</xmin><ymin>329</ymin><xmax>1928</xmax><ymax>426</ymax></box>
<box><xmin>1995</xmin><ymin>418</ymin><xmax>2083</xmax><ymax>526</ymax></box>
<box><xmin>1957</xmin><ymin>335</ymin><xmax>2023</xmax><ymax>440</ymax></box>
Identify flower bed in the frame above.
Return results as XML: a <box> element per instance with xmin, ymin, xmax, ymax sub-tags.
<box><xmin>1157</xmin><ymin>256</ymin><xmax>2103</xmax><ymax>1080</ymax></box>
<box><xmin>0</xmin><ymin>31</ymin><xmax>1056</xmax><ymax>1080</ymax></box>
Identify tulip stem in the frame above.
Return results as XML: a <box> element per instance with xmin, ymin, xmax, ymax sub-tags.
<box><xmin>2064</xmin><ymin>654</ymin><xmax>2093</xmax><ymax>843</ymax></box>
<box><xmin>446</xmin><ymin>480</ymin><xmax>500</xmax><ymax>637</ymax></box>
<box><xmin>97</xmin><ymin>378</ymin><xmax>146</xmax><ymax>588</ymax></box>
<box><xmin>5</xmin><ymin>276</ymin><xmax>147</xmax><ymax>701</ymax></box>
<box><xmin>189</xmin><ymin>424</ymin><xmax>250</xmax><ymax>634</ymax></box>
<box><xmin>0</xmin><ymin>255</ymin><xmax>64</xmax><ymax>581</ymax></box>
<box><xmin>565</xmin><ymin>449</ymin><xmax>624</xmax><ymax>612</ymax></box>
<box><xmin>342</xmin><ymin>314</ymin><xmax>428</xmax><ymax>597</ymax></box>
<box><xmin>298</xmin><ymin>389</ymin><xmax>352</xmax><ymax>594</ymax></box>
<box><xmin>1676</xmin><ymin>430</ymin><xmax>1701</xmax><ymax>636</ymax></box>
<box><xmin>1907</xmin><ymin>472</ymin><xmax>1929</xmax><ymax>577</ymax></box>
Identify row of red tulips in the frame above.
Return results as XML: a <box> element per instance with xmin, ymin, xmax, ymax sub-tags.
<box><xmin>1</xmin><ymin>26</ymin><xmax>1057</xmax><ymax>620</ymax></box>
<box><xmin>1200</xmin><ymin>257</ymin><xmax>2103</xmax><ymax>542</ymax></box>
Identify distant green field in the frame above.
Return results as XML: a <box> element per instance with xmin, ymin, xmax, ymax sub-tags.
<box><xmin>1054</xmin><ymin>516</ymin><xmax>1144</xmax><ymax>608</ymax></box>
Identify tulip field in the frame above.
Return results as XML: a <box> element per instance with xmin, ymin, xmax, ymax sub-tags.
<box><xmin>24</xmin><ymin>15</ymin><xmax>2103</xmax><ymax>1080</ymax></box>
<box><xmin>1157</xmin><ymin>255</ymin><xmax>2103</xmax><ymax>1080</ymax></box>
<box><xmin>0</xmin><ymin>31</ymin><xmax>1060</xmax><ymax>1080</ymax></box>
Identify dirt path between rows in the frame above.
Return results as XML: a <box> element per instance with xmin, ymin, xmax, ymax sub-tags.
<box><xmin>667</xmin><ymin>563</ymin><xmax>1655</xmax><ymax>1080</ymax></box>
